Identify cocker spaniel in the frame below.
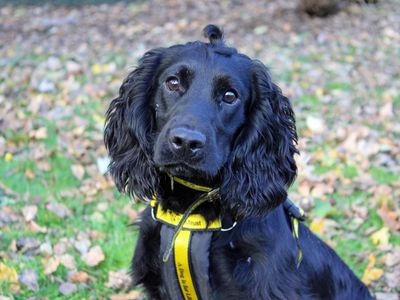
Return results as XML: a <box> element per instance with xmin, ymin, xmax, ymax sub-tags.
<box><xmin>104</xmin><ymin>25</ymin><xmax>373</xmax><ymax>300</ymax></box>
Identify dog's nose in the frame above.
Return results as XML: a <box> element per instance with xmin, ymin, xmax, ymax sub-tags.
<box><xmin>169</xmin><ymin>128</ymin><xmax>206</xmax><ymax>156</ymax></box>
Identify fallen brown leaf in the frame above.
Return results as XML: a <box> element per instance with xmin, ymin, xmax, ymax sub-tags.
<box><xmin>39</xmin><ymin>242</ymin><xmax>53</xmax><ymax>256</ymax></box>
<box><xmin>0</xmin><ymin>206</ymin><xmax>19</xmax><ymax>225</ymax></box>
<box><xmin>375</xmin><ymin>292</ymin><xmax>399</xmax><ymax>300</ymax></box>
<box><xmin>43</xmin><ymin>257</ymin><xmax>60</xmax><ymax>275</ymax></box>
<box><xmin>68</xmin><ymin>271</ymin><xmax>93</xmax><ymax>283</ymax></box>
<box><xmin>306</xmin><ymin>115</ymin><xmax>326</xmax><ymax>134</ymax></box>
<box><xmin>9</xmin><ymin>239</ymin><xmax>17</xmax><ymax>252</ymax></box>
<box><xmin>58</xmin><ymin>254</ymin><xmax>76</xmax><ymax>270</ymax></box>
<box><xmin>383</xmin><ymin>247</ymin><xmax>400</xmax><ymax>267</ymax></box>
<box><xmin>37</xmin><ymin>160</ymin><xmax>51</xmax><ymax>171</ymax></box>
<box><xmin>19</xmin><ymin>269</ymin><xmax>39</xmax><ymax>291</ymax></box>
<box><xmin>88</xmin><ymin>230</ymin><xmax>106</xmax><ymax>240</ymax></box>
<box><xmin>29</xmin><ymin>127</ymin><xmax>48</xmax><ymax>140</ymax></box>
<box><xmin>27</xmin><ymin>220</ymin><xmax>48</xmax><ymax>233</ymax></box>
<box><xmin>106</xmin><ymin>269</ymin><xmax>132</xmax><ymax>290</ymax></box>
<box><xmin>81</xmin><ymin>245</ymin><xmax>105</xmax><ymax>267</ymax></box>
<box><xmin>370</xmin><ymin>227</ymin><xmax>390</xmax><ymax>247</ymax></box>
<box><xmin>59</xmin><ymin>282</ymin><xmax>77</xmax><ymax>296</ymax></box>
<box><xmin>362</xmin><ymin>254</ymin><xmax>384</xmax><ymax>285</ymax></box>
<box><xmin>109</xmin><ymin>291</ymin><xmax>142</xmax><ymax>300</ymax></box>
<box><xmin>310</xmin><ymin>218</ymin><xmax>326</xmax><ymax>235</ymax></box>
<box><xmin>71</xmin><ymin>164</ymin><xmax>85</xmax><ymax>180</ymax></box>
<box><xmin>73</xmin><ymin>238</ymin><xmax>91</xmax><ymax>254</ymax></box>
<box><xmin>46</xmin><ymin>202</ymin><xmax>71</xmax><ymax>218</ymax></box>
<box><xmin>21</xmin><ymin>205</ymin><xmax>38</xmax><ymax>222</ymax></box>
<box><xmin>97</xmin><ymin>202</ymin><xmax>108</xmax><ymax>212</ymax></box>
<box><xmin>72</xmin><ymin>126</ymin><xmax>85</xmax><ymax>136</ymax></box>
<box><xmin>385</xmin><ymin>269</ymin><xmax>400</xmax><ymax>289</ymax></box>
<box><xmin>0</xmin><ymin>262</ymin><xmax>18</xmax><ymax>283</ymax></box>
<box><xmin>16</xmin><ymin>237</ymin><xmax>41</xmax><ymax>256</ymax></box>
<box><xmin>25</xmin><ymin>169</ymin><xmax>35</xmax><ymax>179</ymax></box>
<box><xmin>53</xmin><ymin>240</ymin><xmax>69</xmax><ymax>255</ymax></box>
<box><xmin>377</xmin><ymin>203</ymin><xmax>400</xmax><ymax>231</ymax></box>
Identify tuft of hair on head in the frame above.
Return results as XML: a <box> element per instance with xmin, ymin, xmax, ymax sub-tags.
<box><xmin>203</xmin><ymin>24</ymin><xmax>224</xmax><ymax>45</ymax></box>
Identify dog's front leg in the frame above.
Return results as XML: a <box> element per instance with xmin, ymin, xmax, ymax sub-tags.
<box><xmin>131</xmin><ymin>206</ymin><xmax>165</xmax><ymax>300</ymax></box>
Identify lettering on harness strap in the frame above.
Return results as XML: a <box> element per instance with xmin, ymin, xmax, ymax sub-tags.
<box><xmin>174</xmin><ymin>230</ymin><xmax>198</xmax><ymax>300</ymax></box>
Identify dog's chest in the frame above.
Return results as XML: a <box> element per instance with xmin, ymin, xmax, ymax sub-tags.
<box><xmin>160</xmin><ymin>224</ymin><xmax>214</xmax><ymax>300</ymax></box>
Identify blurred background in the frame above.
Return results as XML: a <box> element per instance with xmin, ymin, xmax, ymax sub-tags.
<box><xmin>0</xmin><ymin>0</ymin><xmax>399</xmax><ymax>299</ymax></box>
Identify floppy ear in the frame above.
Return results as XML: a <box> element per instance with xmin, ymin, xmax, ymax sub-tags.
<box><xmin>220</xmin><ymin>61</ymin><xmax>298</xmax><ymax>219</ymax></box>
<box><xmin>104</xmin><ymin>49</ymin><xmax>165</xmax><ymax>200</ymax></box>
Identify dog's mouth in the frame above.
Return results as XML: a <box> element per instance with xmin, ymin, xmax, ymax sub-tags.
<box><xmin>158</xmin><ymin>162</ymin><xmax>219</xmax><ymax>185</ymax></box>
<box><xmin>159</xmin><ymin>162</ymin><xmax>204</xmax><ymax>178</ymax></box>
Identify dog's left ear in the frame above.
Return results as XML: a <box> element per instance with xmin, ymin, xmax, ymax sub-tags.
<box><xmin>220</xmin><ymin>61</ymin><xmax>298</xmax><ymax>219</ymax></box>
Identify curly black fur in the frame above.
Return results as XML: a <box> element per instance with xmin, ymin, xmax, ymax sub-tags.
<box><xmin>104</xmin><ymin>25</ymin><xmax>373</xmax><ymax>300</ymax></box>
<box><xmin>220</xmin><ymin>61</ymin><xmax>298</xmax><ymax>219</ymax></box>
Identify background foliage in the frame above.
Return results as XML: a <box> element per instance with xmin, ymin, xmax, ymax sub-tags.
<box><xmin>0</xmin><ymin>0</ymin><xmax>399</xmax><ymax>299</ymax></box>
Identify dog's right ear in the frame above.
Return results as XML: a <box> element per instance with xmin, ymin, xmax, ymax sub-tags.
<box><xmin>104</xmin><ymin>49</ymin><xmax>165</xmax><ymax>200</ymax></box>
<box><xmin>220</xmin><ymin>61</ymin><xmax>298</xmax><ymax>220</ymax></box>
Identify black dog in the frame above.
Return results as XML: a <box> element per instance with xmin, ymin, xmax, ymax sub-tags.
<box><xmin>104</xmin><ymin>25</ymin><xmax>373</xmax><ymax>300</ymax></box>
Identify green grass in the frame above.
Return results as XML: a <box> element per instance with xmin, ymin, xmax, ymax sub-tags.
<box><xmin>370</xmin><ymin>167</ymin><xmax>399</xmax><ymax>184</ymax></box>
<box><xmin>0</xmin><ymin>125</ymin><xmax>136</xmax><ymax>298</ymax></box>
<box><xmin>341</xmin><ymin>164</ymin><xmax>359</xmax><ymax>179</ymax></box>
<box><xmin>334</xmin><ymin>237</ymin><xmax>369</xmax><ymax>278</ymax></box>
<box><xmin>324</xmin><ymin>81</ymin><xmax>352</xmax><ymax>91</ymax></box>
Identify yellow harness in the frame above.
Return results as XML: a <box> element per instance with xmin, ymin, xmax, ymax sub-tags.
<box><xmin>151</xmin><ymin>199</ymin><xmax>220</xmax><ymax>300</ymax></box>
<box><xmin>150</xmin><ymin>176</ymin><xmax>305</xmax><ymax>300</ymax></box>
<box><xmin>150</xmin><ymin>177</ymin><xmax>221</xmax><ymax>300</ymax></box>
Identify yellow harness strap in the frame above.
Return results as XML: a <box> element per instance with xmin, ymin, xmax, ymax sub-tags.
<box><xmin>287</xmin><ymin>205</ymin><xmax>305</xmax><ymax>268</ymax></box>
<box><xmin>171</xmin><ymin>176</ymin><xmax>214</xmax><ymax>193</ymax></box>
<box><xmin>292</xmin><ymin>218</ymin><xmax>303</xmax><ymax>267</ymax></box>
<box><xmin>151</xmin><ymin>199</ymin><xmax>221</xmax><ymax>300</ymax></box>
<box><xmin>150</xmin><ymin>199</ymin><xmax>221</xmax><ymax>230</ymax></box>
<box><xmin>174</xmin><ymin>230</ymin><xmax>197</xmax><ymax>300</ymax></box>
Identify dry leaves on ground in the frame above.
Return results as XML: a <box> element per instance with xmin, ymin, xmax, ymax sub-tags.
<box><xmin>81</xmin><ymin>245</ymin><xmax>105</xmax><ymax>267</ymax></box>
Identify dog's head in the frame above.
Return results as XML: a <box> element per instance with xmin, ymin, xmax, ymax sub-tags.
<box><xmin>104</xmin><ymin>25</ymin><xmax>298</xmax><ymax>219</ymax></box>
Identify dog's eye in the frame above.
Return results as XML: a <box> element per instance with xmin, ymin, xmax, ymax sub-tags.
<box><xmin>166</xmin><ymin>77</ymin><xmax>180</xmax><ymax>92</ymax></box>
<box><xmin>223</xmin><ymin>90</ymin><xmax>237</xmax><ymax>103</ymax></box>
